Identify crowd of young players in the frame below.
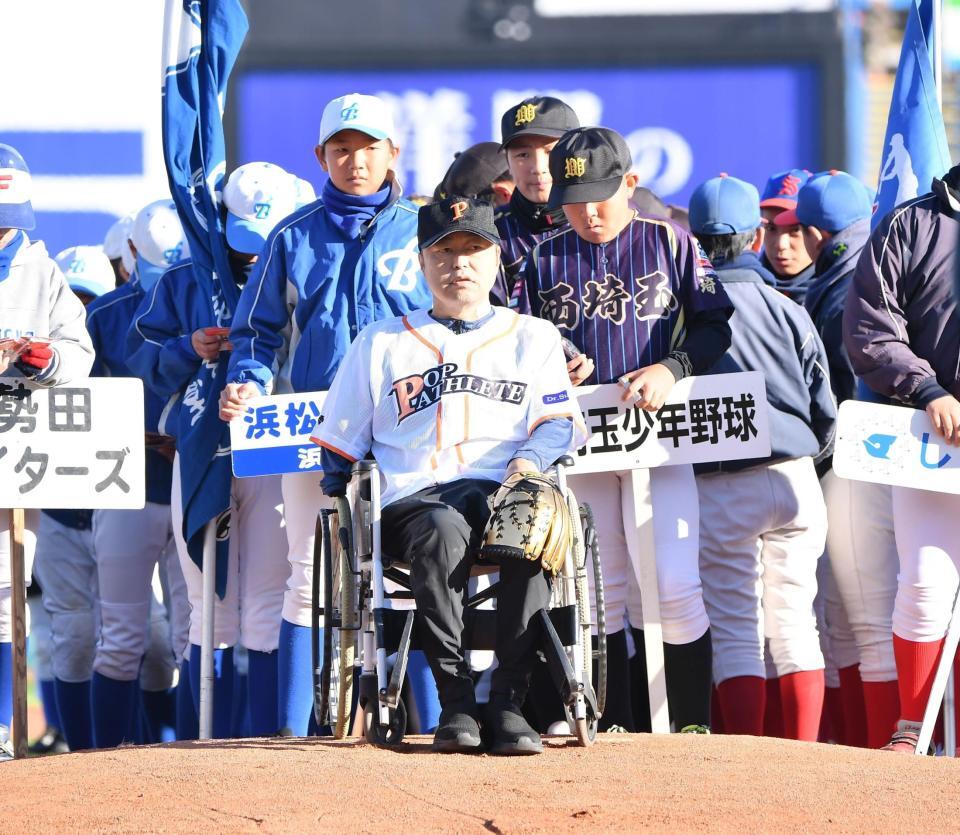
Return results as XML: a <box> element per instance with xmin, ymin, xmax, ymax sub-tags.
<box><xmin>1</xmin><ymin>86</ymin><xmax>958</xmax><ymax>759</ymax></box>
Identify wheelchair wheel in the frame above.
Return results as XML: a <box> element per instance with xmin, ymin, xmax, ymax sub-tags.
<box><xmin>321</xmin><ymin>498</ymin><xmax>358</xmax><ymax>739</ymax></box>
<box><xmin>364</xmin><ymin>697</ymin><xmax>407</xmax><ymax>746</ymax></box>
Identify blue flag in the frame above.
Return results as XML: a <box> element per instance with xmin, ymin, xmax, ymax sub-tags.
<box><xmin>872</xmin><ymin>0</ymin><xmax>952</xmax><ymax>230</ymax></box>
<box><xmin>161</xmin><ymin>0</ymin><xmax>248</xmax><ymax>596</ymax></box>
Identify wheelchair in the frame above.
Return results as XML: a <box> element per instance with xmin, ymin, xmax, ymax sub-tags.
<box><xmin>311</xmin><ymin>457</ymin><xmax>606</xmax><ymax>747</ymax></box>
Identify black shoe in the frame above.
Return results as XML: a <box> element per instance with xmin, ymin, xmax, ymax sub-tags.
<box><xmin>432</xmin><ymin>705</ymin><xmax>483</xmax><ymax>753</ymax></box>
<box><xmin>484</xmin><ymin>697</ymin><xmax>543</xmax><ymax>756</ymax></box>
<box><xmin>28</xmin><ymin>727</ymin><xmax>69</xmax><ymax>755</ymax></box>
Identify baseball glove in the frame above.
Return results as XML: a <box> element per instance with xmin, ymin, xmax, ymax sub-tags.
<box><xmin>481</xmin><ymin>472</ymin><xmax>573</xmax><ymax>575</ymax></box>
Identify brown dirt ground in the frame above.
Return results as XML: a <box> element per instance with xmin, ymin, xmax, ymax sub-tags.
<box><xmin>4</xmin><ymin>733</ymin><xmax>960</xmax><ymax>833</ymax></box>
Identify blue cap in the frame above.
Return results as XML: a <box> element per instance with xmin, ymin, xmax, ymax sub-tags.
<box><xmin>775</xmin><ymin>170</ymin><xmax>872</xmax><ymax>233</ymax></box>
<box><xmin>759</xmin><ymin>169</ymin><xmax>811</xmax><ymax>210</ymax></box>
<box><xmin>0</xmin><ymin>144</ymin><xmax>35</xmax><ymax>231</ymax></box>
<box><xmin>688</xmin><ymin>173</ymin><xmax>760</xmax><ymax>235</ymax></box>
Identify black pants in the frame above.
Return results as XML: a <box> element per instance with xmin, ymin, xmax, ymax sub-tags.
<box><xmin>381</xmin><ymin>478</ymin><xmax>551</xmax><ymax>707</ymax></box>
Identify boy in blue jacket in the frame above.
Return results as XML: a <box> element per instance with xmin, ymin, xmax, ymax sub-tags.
<box><xmin>84</xmin><ymin>199</ymin><xmax>191</xmax><ymax>748</ymax></box>
<box><xmin>128</xmin><ymin>164</ymin><xmax>299</xmax><ymax>739</ymax></box>
<box><xmin>689</xmin><ymin>174</ymin><xmax>836</xmax><ymax>741</ymax></box>
<box><xmin>219</xmin><ymin>94</ymin><xmax>436</xmax><ymax>736</ymax></box>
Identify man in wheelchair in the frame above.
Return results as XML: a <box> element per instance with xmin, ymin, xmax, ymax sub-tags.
<box><xmin>313</xmin><ymin>196</ymin><xmax>587</xmax><ymax>755</ymax></box>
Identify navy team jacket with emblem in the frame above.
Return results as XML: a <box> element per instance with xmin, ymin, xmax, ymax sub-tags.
<box><xmin>522</xmin><ymin>212</ymin><xmax>734</xmax><ymax>384</ymax></box>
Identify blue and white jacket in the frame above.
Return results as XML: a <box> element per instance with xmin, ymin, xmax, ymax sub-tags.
<box><xmin>227</xmin><ymin>183</ymin><xmax>432</xmax><ymax>394</ymax></box>
<box><xmin>695</xmin><ymin>252</ymin><xmax>836</xmax><ymax>474</ymax></box>
<box><xmin>125</xmin><ymin>260</ymin><xmax>208</xmax><ymax>439</ymax></box>
<box><xmin>85</xmin><ymin>277</ymin><xmax>174</xmax><ymax>505</ymax></box>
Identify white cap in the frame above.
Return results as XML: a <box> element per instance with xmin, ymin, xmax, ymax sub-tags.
<box><xmin>291</xmin><ymin>176</ymin><xmax>316</xmax><ymax>209</ymax></box>
<box><xmin>102</xmin><ymin>214</ymin><xmax>135</xmax><ymax>273</ymax></box>
<box><xmin>55</xmin><ymin>245</ymin><xmax>115</xmax><ymax>298</ymax></box>
<box><xmin>131</xmin><ymin>199</ymin><xmax>189</xmax><ymax>268</ymax></box>
<box><xmin>318</xmin><ymin>93</ymin><xmax>396</xmax><ymax>147</ymax></box>
<box><xmin>222</xmin><ymin>162</ymin><xmax>299</xmax><ymax>255</ymax></box>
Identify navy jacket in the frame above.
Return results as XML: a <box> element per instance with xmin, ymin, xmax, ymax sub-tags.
<box><xmin>844</xmin><ymin>166</ymin><xmax>960</xmax><ymax>407</ymax></box>
<box><xmin>695</xmin><ymin>252</ymin><xmax>836</xmax><ymax>474</ymax></box>
<box><xmin>803</xmin><ymin>218</ymin><xmax>871</xmax><ymax>406</ymax></box>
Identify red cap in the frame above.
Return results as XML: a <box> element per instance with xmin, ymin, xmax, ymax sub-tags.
<box><xmin>773</xmin><ymin>207</ymin><xmax>801</xmax><ymax>227</ymax></box>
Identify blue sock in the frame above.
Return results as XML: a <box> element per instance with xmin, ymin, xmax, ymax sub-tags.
<box><xmin>247</xmin><ymin>649</ymin><xmax>279</xmax><ymax>737</ymax></box>
<box><xmin>54</xmin><ymin>679</ymin><xmax>92</xmax><ymax>750</ymax></box>
<box><xmin>407</xmin><ymin>650</ymin><xmax>441</xmax><ymax>733</ymax></box>
<box><xmin>91</xmin><ymin>672</ymin><xmax>138</xmax><ymax>748</ymax></box>
<box><xmin>278</xmin><ymin>620</ymin><xmax>314</xmax><ymax>736</ymax></box>
<box><xmin>141</xmin><ymin>688</ymin><xmax>176</xmax><ymax>744</ymax></box>
<box><xmin>0</xmin><ymin>642</ymin><xmax>11</xmax><ymax>728</ymax></box>
<box><xmin>40</xmin><ymin>678</ymin><xmax>60</xmax><ymax>729</ymax></box>
<box><xmin>231</xmin><ymin>671</ymin><xmax>249</xmax><ymax>738</ymax></box>
<box><xmin>175</xmin><ymin>660</ymin><xmax>198</xmax><ymax>741</ymax></box>
<box><xmin>188</xmin><ymin>644</ymin><xmax>235</xmax><ymax>739</ymax></box>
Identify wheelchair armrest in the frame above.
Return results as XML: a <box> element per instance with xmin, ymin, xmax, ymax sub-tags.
<box><xmin>351</xmin><ymin>459</ymin><xmax>379</xmax><ymax>477</ymax></box>
<box><xmin>553</xmin><ymin>455</ymin><xmax>575</xmax><ymax>469</ymax></box>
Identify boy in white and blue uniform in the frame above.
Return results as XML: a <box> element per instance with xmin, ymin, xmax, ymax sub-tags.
<box><xmin>128</xmin><ymin>163</ymin><xmax>296</xmax><ymax>738</ymax></box>
<box><xmin>220</xmin><ymin>94</ymin><xmax>435</xmax><ymax>736</ymax></box>
<box><xmin>85</xmin><ymin>200</ymin><xmax>191</xmax><ymax>748</ymax></box>
<box><xmin>0</xmin><ymin>144</ymin><xmax>94</xmax><ymax>760</ymax></box>
<box><xmin>30</xmin><ymin>247</ymin><xmax>115</xmax><ymax>752</ymax></box>
<box><xmin>688</xmin><ymin>175</ymin><xmax>835</xmax><ymax>741</ymax></box>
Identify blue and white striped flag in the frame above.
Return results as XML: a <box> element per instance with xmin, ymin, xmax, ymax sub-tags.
<box><xmin>872</xmin><ymin>0</ymin><xmax>952</xmax><ymax>229</ymax></box>
<box><xmin>161</xmin><ymin>0</ymin><xmax>248</xmax><ymax>595</ymax></box>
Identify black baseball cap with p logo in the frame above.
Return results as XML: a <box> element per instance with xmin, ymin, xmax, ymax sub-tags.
<box><xmin>547</xmin><ymin>127</ymin><xmax>633</xmax><ymax>208</ymax></box>
<box><xmin>500</xmin><ymin>96</ymin><xmax>580</xmax><ymax>150</ymax></box>
<box><xmin>418</xmin><ymin>195</ymin><xmax>502</xmax><ymax>250</ymax></box>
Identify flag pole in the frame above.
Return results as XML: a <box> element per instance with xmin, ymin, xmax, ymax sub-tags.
<box><xmin>933</xmin><ymin>0</ymin><xmax>944</xmax><ymax>108</ymax></box>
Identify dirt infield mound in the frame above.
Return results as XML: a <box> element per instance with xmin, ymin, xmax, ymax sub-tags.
<box><xmin>4</xmin><ymin>733</ymin><xmax>959</xmax><ymax>832</ymax></box>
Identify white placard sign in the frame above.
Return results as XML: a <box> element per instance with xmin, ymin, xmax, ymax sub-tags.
<box><xmin>0</xmin><ymin>377</ymin><xmax>145</xmax><ymax>509</ymax></box>
<box><xmin>569</xmin><ymin>371</ymin><xmax>771</xmax><ymax>474</ymax></box>
<box><xmin>229</xmin><ymin>392</ymin><xmax>327</xmax><ymax>478</ymax></box>
<box><xmin>833</xmin><ymin>400</ymin><xmax>960</xmax><ymax>495</ymax></box>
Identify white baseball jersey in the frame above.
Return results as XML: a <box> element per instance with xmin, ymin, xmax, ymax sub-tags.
<box><xmin>312</xmin><ymin>307</ymin><xmax>587</xmax><ymax>506</ymax></box>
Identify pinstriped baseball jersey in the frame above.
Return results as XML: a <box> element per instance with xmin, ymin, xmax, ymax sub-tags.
<box><xmin>494</xmin><ymin>207</ymin><xmax>567</xmax><ymax>311</ymax></box>
<box><xmin>523</xmin><ymin>213</ymin><xmax>730</xmax><ymax>384</ymax></box>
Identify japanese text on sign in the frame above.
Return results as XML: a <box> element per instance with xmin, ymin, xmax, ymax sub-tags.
<box><xmin>570</xmin><ymin>371</ymin><xmax>770</xmax><ymax>474</ymax></box>
<box><xmin>0</xmin><ymin>378</ymin><xmax>145</xmax><ymax>509</ymax></box>
<box><xmin>230</xmin><ymin>392</ymin><xmax>328</xmax><ymax>478</ymax></box>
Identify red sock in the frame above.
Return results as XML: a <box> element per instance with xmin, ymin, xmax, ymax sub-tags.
<box><xmin>780</xmin><ymin>670</ymin><xmax>825</xmax><ymax>741</ymax></box>
<box><xmin>822</xmin><ymin>686</ymin><xmax>844</xmax><ymax>744</ymax></box>
<box><xmin>711</xmin><ymin>686</ymin><xmax>725</xmax><ymax>734</ymax></box>
<box><xmin>862</xmin><ymin>680</ymin><xmax>900</xmax><ymax>748</ymax></box>
<box><xmin>764</xmin><ymin>677</ymin><xmax>784</xmax><ymax>738</ymax></box>
<box><xmin>716</xmin><ymin>676</ymin><xmax>765</xmax><ymax>735</ymax></box>
<box><xmin>892</xmin><ymin>634</ymin><xmax>944</xmax><ymax>723</ymax></box>
<box><xmin>837</xmin><ymin>664</ymin><xmax>868</xmax><ymax>747</ymax></box>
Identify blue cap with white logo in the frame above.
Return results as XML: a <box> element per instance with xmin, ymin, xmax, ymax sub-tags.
<box><xmin>222</xmin><ymin>162</ymin><xmax>299</xmax><ymax>255</ymax></box>
<box><xmin>776</xmin><ymin>170</ymin><xmax>872</xmax><ymax>233</ymax></box>
<box><xmin>689</xmin><ymin>173</ymin><xmax>761</xmax><ymax>235</ymax></box>
<box><xmin>0</xmin><ymin>144</ymin><xmax>35</xmax><ymax>231</ymax></box>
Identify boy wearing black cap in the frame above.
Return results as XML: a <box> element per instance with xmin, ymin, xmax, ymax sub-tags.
<box><xmin>524</xmin><ymin>126</ymin><xmax>734</xmax><ymax>733</ymax></box>
<box><xmin>434</xmin><ymin>142</ymin><xmax>514</xmax><ymax>206</ymax></box>
<box><xmin>315</xmin><ymin>196</ymin><xmax>587</xmax><ymax>755</ymax></box>
<box><xmin>492</xmin><ymin>96</ymin><xmax>580</xmax><ymax>312</ymax></box>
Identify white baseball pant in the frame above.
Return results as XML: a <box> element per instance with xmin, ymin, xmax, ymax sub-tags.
<box><xmin>820</xmin><ymin>472</ymin><xmax>898</xmax><ymax>682</ymax></box>
<box><xmin>280</xmin><ymin>471</ymin><xmax>331</xmax><ymax>627</ymax></box>
<box><xmin>171</xmin><ymin>456</ymin><xmax>288</xmax><ymax>651</ymax></box>
<box><xmin>697</xmin><ymin>457</ymin><xmax>826</xmax><ymax>684</ymax></box>
<box><xmin>571</xmin><ymin>464</ymin><xmax>708</xmax><ymax>644</ymax></box>
<box><xmin>32</xmin><ymin>514</ymin><xmax>98</xmax><ymax>683</ymax></box>
<box><xmin>92</xmin><ymin>503</ymin><xmax>184</xmax><ymax>682</ymax></box>
<box><xmin>891</xmin><ymin>486</ymin><xmax>960</xmax><ymax>642</ymax></box>
<box><xmin>0</xmin><ymin>509</ymin><xmax>38</xmax><ymax>642</ymax></box>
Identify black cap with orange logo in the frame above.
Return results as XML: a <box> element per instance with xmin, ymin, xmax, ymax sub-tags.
<box><xmin>417</xmin><ymin>195</ymin><xmax>501</xmax><ymax>250</ymax></box>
